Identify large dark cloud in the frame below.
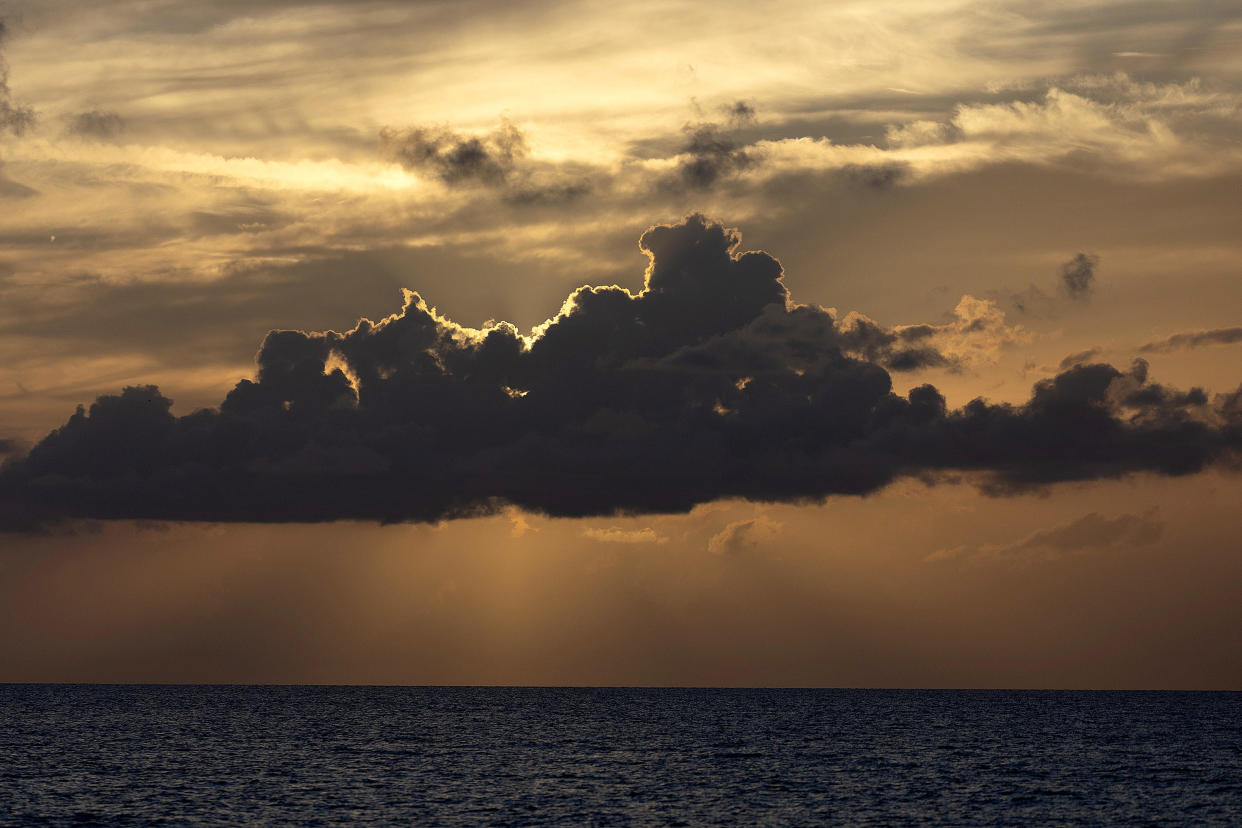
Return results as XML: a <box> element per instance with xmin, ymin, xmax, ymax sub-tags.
<box><xmin>2</xmin><ymin>215</ymin><xmax>1239</xmax><ymax>530</ymax></box>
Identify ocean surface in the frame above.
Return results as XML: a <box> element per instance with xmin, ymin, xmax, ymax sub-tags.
<box><xmin>2</xmin><ymin>686</ymin><xmax>1239</xmax><ymax>826</ymax></box>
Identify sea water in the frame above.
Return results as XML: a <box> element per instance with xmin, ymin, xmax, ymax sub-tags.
<box><xmin>2</xmin><ymin>686</ymin><xmax>1239</xmax><ymax>825</ymax></box>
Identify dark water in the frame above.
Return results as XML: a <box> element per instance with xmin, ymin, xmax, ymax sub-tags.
<box><xmin>2</xmin><ymin>686</ymin><xmax>1239</xmax><ymax>826</ymax></box>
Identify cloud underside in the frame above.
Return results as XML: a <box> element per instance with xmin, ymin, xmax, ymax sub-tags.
<box><xmin>2</xmin><ymin>215</ymin><xmax>1240</xmax><ymax>530</ymax></box>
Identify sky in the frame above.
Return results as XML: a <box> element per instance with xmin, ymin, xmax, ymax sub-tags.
<box><xmin>1</xmin><ymin>0</ymin><xmax>1240</xmax><ymax>687</ymax></box>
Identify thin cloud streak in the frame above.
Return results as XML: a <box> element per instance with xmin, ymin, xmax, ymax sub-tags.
<box><xmin>1139</xmin><ymin>326</ymin><xmax>1242</xmax><ymax>353</ymax></box>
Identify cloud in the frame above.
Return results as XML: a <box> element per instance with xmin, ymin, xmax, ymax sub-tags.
<box><xmin>583</xmin><ymin>527</ymin><xmax>668</xmax><ymax>545</ymax></box>
<box><xmin>380</xmin><ymin>120</ymin><xmax>528</xmax><ymax>187</ymax></box>
<box><xmin>1</xmin><ymin>215</ymin><xmax>1240</xmax><ymax>530</ymax></box>
<box><xmin>872</xmin><ymin>76</ymin><xmax>1242</xmax><ymax>182</ymax></box>
<box><xmin>859</xmin><ymin>295</ymin><xmax>1026</xmax><ymax>370</ymax></box>
<box><xmin>665</xmin><ymin>105</ymin><xmax>760</xmax><ymax>191</ymax></box>
<box><xmin>928</xmin><ymin>508</ymin><xmax>1163</xmax><ymax>563</ymax></box>
<box><xmin>501</xmin><ymin>177</ymin><xmax>593</xmax><ymax>206</ymax></box>
<box><xmin>1060</xmin><ymin>252</ymin><xmax>1098</xmax><ymax>299</ymax></box>
<box><xmin>838</xmin><ymin>163</ymin><xmax>909</xmax><ymax>190</ymax></box>
<box><xmin>707</xmin><ymin>514</ymin><xmax>781</xmax><ymax>555</ymax></box>
<box><xmin>648</xmin><ymin>300</ymin><xmax>954</xmax><ymax>378</ymax></box>
<box><xmin>65</xmin><ymin>109</ymin><xmax>125</xmax><ymax>141</ymax></box>
<box><xmin>379</xmin><ymin>118</ymin><xmax>593</xmax><ymax>205</ymax></box>
<box><xmin>723</xmin><ymin>100</ymin><xmax>756</xmax><ymax>128</ymax></box>
<box><xmin>1002</xmin><ymin>252</ymin><xmax>1100</xmax><ymax>318</ymax></box>
<box><xmin>1139</xmin><ymin>326</ymin><xmax>1242</xmax><ymax>354</ymax></box>
<box><xmin>0</xmin><ymin>161</ymin><xmax>37</xmax><ymax>198</ymax></box>
<box><xmin>0</xmin><ymin>20</ymin><xmax>35</xmax><ymax>136</ymax></box>
<box><xmin>508</xmin><ymin>511</ymin><xmax>537</xmax><ymax>537</ymax></box>
<box><xmin>1059</xmin><ymin>347</ymin><xmax>1103</xmax><ymax>370</ymax></box>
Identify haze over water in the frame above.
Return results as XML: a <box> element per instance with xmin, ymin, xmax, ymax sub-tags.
<box><xmin>3</xmin><ymin>685</ymin><xmax>1239</xmax><ymax>825</ymax></box>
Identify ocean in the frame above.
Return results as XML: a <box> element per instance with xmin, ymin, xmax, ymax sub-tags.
<box><xmin>2</xmin><ymin>686</ymin><xmax>1239</xmax><ymax>825</ymax></box>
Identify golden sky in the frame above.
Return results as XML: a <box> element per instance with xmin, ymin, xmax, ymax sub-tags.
<box><xmin>1</xmin><ymin>0</ymin><xmax>1240</xmax><ymax>687</ymax></box>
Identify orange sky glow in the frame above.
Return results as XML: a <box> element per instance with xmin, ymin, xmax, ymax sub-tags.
<box><xmin>1</xmin><ymin>0</ymin><xmax>1240</xmax><ymax>687</ymax></box>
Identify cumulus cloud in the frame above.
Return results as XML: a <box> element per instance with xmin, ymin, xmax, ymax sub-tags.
<box><xmin>1139</xmin><ymin>326</ymin><xmax>1242</xmax><ymax>354</ymax></box>
<box><xmin>928</xmin><ymin>508</ymin><xmax>1163</xmax><ymax>564</ymax></box>
<box><xmin>2</xmin><ymin>215</ymin><xmax>1240</xmax><ymax>531</ymax></box>
<box><xmin>832</xmin><ymin>295</ymin><xmax>1026</xmax><ymax>372</ymax></box>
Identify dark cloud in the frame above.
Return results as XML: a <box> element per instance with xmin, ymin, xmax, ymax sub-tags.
<box><xmin>2</xmin><ymin>215</ymin><xmax>1239</xmax><ymax>530</ymax></box>
<box><xmin>1059</xmin><ymin>252</ymin><xmax>1098</xmax><ymax>300</ymax></box>
<box><xmin>0</xmin><ymin>21</ymin><xmax>35</xmax><ymax>136</ymax></box>
<box><xmin>500</xmin><ymin>175</ymin><xmax>593</xmax><ymax>207</ymax></box>
<box><xmin>0</xmin><ymin>98</ymin><xmax>31</xmax><ymax>136</ymax></box>
<box><xmin>839</xmin><ymin>163</ymin><xmax>910</xmax><ymax>190</ymax></box>
<box><xmin>666</xmin><ymin>115</ymin><xmax>757</xmax><ymax>191</ymax></box>
<box><xmin>827</xmin><ymin>312</ymin><xmax>951</xmax><ymax>371</ymax></box>
<box><xmin>65</xmin><ymin>109</ymin><xmax>125</xmax><ymax>140</ymax></box>
<box><xmin>1004</xmin><ymin>252</ymin><xmax>1100</xmax><ymax>317</ymax></box>
<box><xmin>380</xmin><ymin>120</ymin><xmax>527</xmax><ymax>187</ymax></box>
<box><xmin>1139</xmin><ymin>326</ymin><xmax>1242</xmax><ymax>354</ymax></box>
<box><xmin>379</xmin><ymin>119</ymin><xmax>594</xmax><ymax>206</ymax></box>
<box><xmin>723</xmin><ymin>100</ymin><xmax>756</xmax><ymax>127</ymax></box>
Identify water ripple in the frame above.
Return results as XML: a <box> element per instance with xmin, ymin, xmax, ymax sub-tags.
<box><xmin>1</xmin><ymin>687</ymin><xmax>1239</xmax><ymax>825</ymax></box>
